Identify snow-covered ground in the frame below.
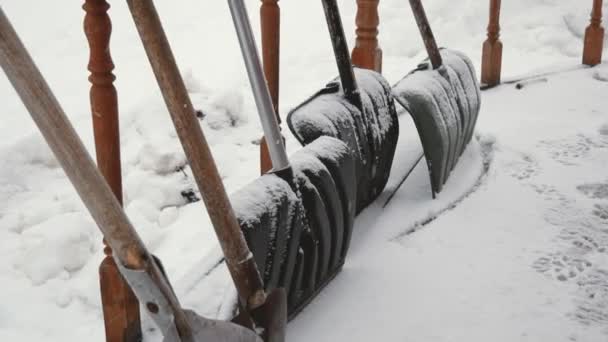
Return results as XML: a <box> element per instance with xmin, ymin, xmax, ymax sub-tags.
<box><xmin>0</xmin><ymin>0</ymin><xmax>607</xmax><ymax>341</ymax></box>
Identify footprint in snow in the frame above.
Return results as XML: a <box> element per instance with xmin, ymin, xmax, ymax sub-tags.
<box><xmin>531</xmin><ymin>176</ymin><xmax>608</xmax><ymax>333</ymax></box>
<box><xmin>571</xmin><ymin>268</ymin><xmax>608</xmax><ymax>327</ymax></box>
<box><xmin>538</xmin><ymin>134</ymin><xmax>608</xmax><ymax>166</ymax></box>
<box><xmin>506</xmin><ymin>153</ymin><xmax>539</xmax><ymax>181</ymax></box>
<box><xmin>532</xmin><ymin>252</ymin><xmax>593</xmax><ymax>282</ymax></box>
<box><xmin>577</xmin><ymin>182</ymin><xmax>608</xmax><ymax>200</ymax></box>
<box><xmin>592</xmin><ymin>204</ymin><xmax>608</xmax><ymax>221</ymax></box>
<box><xmin>592</xmin><ymin>70</ymin><xmax>608</xmax><ymax>83</ymax></box>
<box><xmin>598</xmin><ymin>124</ymin><xmax>608</xmax><ymax>137</ymax></box>
<box><xmin>530</xmin><ymin>184</ymin><xmax>568</xmax><ymax>203</ymax></box>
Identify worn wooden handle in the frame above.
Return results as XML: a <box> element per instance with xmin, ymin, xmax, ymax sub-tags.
<box><xmin>126</xmin><ymin>0</ymin><xmax>266</xmax><ymax>309</ymax></box>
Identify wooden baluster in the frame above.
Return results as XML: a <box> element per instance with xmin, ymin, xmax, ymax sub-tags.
<box><xmin>583</xmin><ymin>0</ymin><xmax>604</xmax><ymax>66</ymax></box>
<box><xmin>351</xmin><ymin>0</ymin><xmax>382</xmax><ymax>72</ymax></box>
<box><xmin>481</xmin><ymin>0</ymin><xmax>502</xmax><ymax>87</ymax></box>
<box><xmin>83</xmin><ymin>1</ymin><xmax>141</xmax><ymax>341</ymax></box>
<box><xmin>260</xmin><ymin>0</ymin><xmax>281</xmax><ymax>174</ymax></box>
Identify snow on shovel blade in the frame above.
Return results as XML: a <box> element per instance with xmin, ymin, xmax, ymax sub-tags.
<box><xmin>231</xmin><ymin>173</ymin><xmax>302</xmax><ymax>293</ymax></box>
<box><xmin>302</xmin><ymin>137</ymin><xmax>357</xmax><ymax>262</ymax></box>
<box><xmin>291</xmin><ymin>148</ymin><xmax>346</xmax><ymax>272</ymax></box>
<box><xmin>273</xmin><ymin>137</ymin><xmax>357</xmax><ymax>317</ymax></box>
<box><xmin>392</xmin><ymin>49</ymin><xmax>481</xmax><ymax>196</ymax></box>
<box><xmin>287</xmin><ymin>68</ymin><xmax>399</xmax><ymax>212</ymax></box>
<box><xmin>231</xmin><ymin>136</ymin><xmax>358</xmax><ymax>317</ymax></box>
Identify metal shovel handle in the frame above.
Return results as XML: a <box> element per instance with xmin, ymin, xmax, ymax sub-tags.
<box><xmin>228</xmin><ymin>0</ymin><xmax>290</xmax><ymax>172</ymax></box>
<box><xmin>321</xmin><ymin>0</ymin><xmax>363</xmax><ymax>109</ymax></box>
<box><xmin>408</xmin><ymin>0</ymin><xmax>443</xmax><ymax>69</ymax></box>
<box><xmin>125</xmin><ymin>0</ymin><xmax>267</xmax><ymax>310</ymax></box>
<box><xmin>0</xmin><ymin>7</ymin><xmax>194</xmax><ymax>341</ymax></box>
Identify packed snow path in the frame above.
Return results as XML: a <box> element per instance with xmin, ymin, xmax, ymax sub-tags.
<box><xmin>0</xmin><ymin>0</ymin><xmax>607</xmax><ymax>341</ymax></box>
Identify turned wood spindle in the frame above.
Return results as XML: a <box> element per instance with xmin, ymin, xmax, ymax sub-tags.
<box><xmin>583</xmin><ymin>0</ymin><xmax>604</xmax><ymax>66</ymax></box>
<box><xmin>83</xmin><ymin>1</ymin><xmax>141</xmax><ymax>341</ymax></box>
<box><xmin>481</xmin><ymin>0</ymin><xmax>503</xmax><ymax>86</ymax></box>
<box><xmin>351</xmin><ymin>0</ymin><xmax>382</xmax><ymax>72</ymax></box>
<box><xmin>260</xmin><ymin>0</ymin><xmax>282</xmax><ymax>174</ymax></box>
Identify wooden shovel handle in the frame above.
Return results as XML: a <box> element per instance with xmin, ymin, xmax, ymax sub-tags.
<box><xmin>125</xmin><ymin>0</ymin><xmax>266</xmax><ymax>309</ymax></box>
<box><xmin>408</xmin><ymin>0</ymin><xmax>443</xmax><ymax>69</ymax></box>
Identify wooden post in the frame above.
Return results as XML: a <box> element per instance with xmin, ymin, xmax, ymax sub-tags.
<box><xmin>259</xmin><ymin>0</ymin><xmax>281</xmax><ymax>174</ymax></box>
<box><xmin>583</xmin><ymin>0</ymin><xmax>604</xmax><ymax>66</ymax></box>
<box><xmin>351</xmin><ymin>0</ymin><xmax>382</xmax><ymax>72</ymax></box>
<box><xmin>481</xmin><ymin>0</ymin><xmax>502</xmax><ymax>86</ymax></box>
<box><xmin>83</xmin><ymin>1</ymin><xmax>141</xmax><ymax>341</ymax></box>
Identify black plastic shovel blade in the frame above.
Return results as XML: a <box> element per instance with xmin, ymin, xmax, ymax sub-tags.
<box><xmin>287</xmin><ymin>68</ymin><xmax>399</xmax><ymax>212</ymax></box>
<box><xmin>392</xmin><ymin>49</ymin><xmax>481</xmax><ymax>196</ymax></box>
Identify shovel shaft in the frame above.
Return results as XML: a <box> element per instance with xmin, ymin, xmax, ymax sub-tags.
<box><xmin>321</xmin><ymin>0</ymin><xmax>362</xmax><ymax>109</ymax></box>
<box><xmin>0</xmin><ymin>7</ymin><xmax>193</xmax><ymax>340</ymax></box>
<box><xmin>126</xmin><ymin>0</ymin><xmax>266</xmax><ymax>309</ymax></box>
<box><xmin>228</xmin><ymin>0</ymin><xmax>290</xmax><ymax>172</ymax></box>
<box><xmin>408</xmin><ymin>0</ymin><xmax>443</xmax><ymax>69</ymax></box>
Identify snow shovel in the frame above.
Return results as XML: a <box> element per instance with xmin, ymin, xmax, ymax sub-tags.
<box><xmin>228</xmin><ymin>0</ymin><xmax>323</xmax><ymax>313</ymax></box>
<box><xmin>391</xmin><ymin>0</ymin><xmax>481</xmax><ymax>196</ymax></box>
<box><xmin>228</xmin><ymin>0</ymin><xmax>312</xmax><ymax>313</ymax></box>
<box><xmin>228</xmin><ymin>0</ymin><xmax>361</xmax><ymax>316</ymax></box>
<box><xmin>0</xmin><ymin>7</ymin><xmax>261</xmax><ymax>342</ymax></box>
<box><xmin>286</xmin><ymin>0</ymin><xmax>399</xmax><ymax>212</ymax></box>
<box><xmin>125</xmin><ymin>1</ymin><xmax>286</xmax><ymax>341</ymax></box>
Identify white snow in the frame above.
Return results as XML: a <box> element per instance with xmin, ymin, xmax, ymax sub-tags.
<box><xmin>0</xmin><ymin>0</ymin><xmax>607</xmax><ymax>341</ymax></box>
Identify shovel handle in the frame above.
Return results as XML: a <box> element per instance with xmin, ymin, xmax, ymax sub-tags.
<box><xmin>0</xmin><ymin>7</ymin><xmax>194</xmax><ymax>340</ymax></box>
<box><xmin>408</xmin><ymin>0</ymin><xmax>443</xmax><ymax>69</ymax></box>
<box><xmin>321</xmin><ymin>0</ymin><xmax>363</xmax><ymax>110</ymax></box>
<box><xmin>229</xmin><ymin>0</ymin><xmax>290</xmax><ymax>172</ymax></box>
<box><xmin>126</xmin><ymin>0</ymin><xmax>266</xmax><ymax>310</ymax></box>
